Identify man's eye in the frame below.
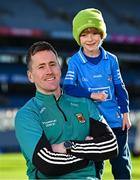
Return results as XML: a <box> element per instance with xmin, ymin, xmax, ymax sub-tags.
<box><xmin>50</xmin><ymin>63</ymin><xmax>56</xmax><ymax>66</ymax></box>
<box><xmin>38</xmin><ymin>66</ymin><xmax>44</xmax><ymax>69</ymax></box>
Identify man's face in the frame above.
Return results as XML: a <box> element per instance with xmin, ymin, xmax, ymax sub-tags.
<box><xmin>28</xmin><ymin>50</ymin><xmax>61</xmax><ymax>95</ymax></box>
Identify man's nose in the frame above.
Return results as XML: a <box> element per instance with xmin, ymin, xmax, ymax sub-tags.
<box><xmin>46</xmin><ymin>66</ymin><xmax>52</xmax><ymax>74</ymax></box>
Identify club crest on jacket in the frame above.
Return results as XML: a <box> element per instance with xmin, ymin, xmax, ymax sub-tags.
<box><xmin>76</xmin><ymin>113</ymin><xmax>85</xmax><ymax>123</ymax></box>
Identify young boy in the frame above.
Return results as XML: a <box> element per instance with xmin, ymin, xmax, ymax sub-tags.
<box><xmin>63</xmin><ymin>8</ymin><xmax>132</xmax><ymax>179</ymax></box>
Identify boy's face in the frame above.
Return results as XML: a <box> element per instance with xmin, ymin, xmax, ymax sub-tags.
<box><xmin>79</xmin><ymin>28</ymin><xmax>103</xmax><ymax>56</ymax></box>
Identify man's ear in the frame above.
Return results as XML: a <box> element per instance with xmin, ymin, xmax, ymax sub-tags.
<box><xmin>27</xmin><ymin>70</ymin><xmax>34</xmax><ymax>83</ymax></box>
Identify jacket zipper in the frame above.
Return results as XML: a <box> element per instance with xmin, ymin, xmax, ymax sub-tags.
<box><xmin>55</xmin><ymin>96</ymin><xmax>67</xmax><ymax>121</ymax></box>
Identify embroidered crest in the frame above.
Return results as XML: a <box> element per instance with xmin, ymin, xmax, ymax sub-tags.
<box><xmin>76</xmin><ymin>113</ymin><xmax>85</xmax><ymax>123</ymax></box>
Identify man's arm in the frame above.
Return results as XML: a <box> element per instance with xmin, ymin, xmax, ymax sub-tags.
<box><xmin>32</xmin><ymin>132</ymin><xmax>89</xmax><ymax>176</ymax></box>
<box><xmin>15</xmin><ymin>109</ymin><xmax>88</xmax><ymax>177</ymax></box>
<box><xmin>52</xmin><ymin>118</ymin><xmax>118</xmax><ymax>161</ymax></box>
<box><xmin>69</xmin><ymin>118</ymin><xmax>118</xmax><ymax>161</ymax></box>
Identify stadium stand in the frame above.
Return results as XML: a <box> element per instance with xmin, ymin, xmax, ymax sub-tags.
<box><xmin>0</xmin><ymin>0</ymin><xmax>140</xmax><ymax>38</ymax></box>
<box><xmin>0</xmin><ymin>0</ymin><xmax>140</xmax><ymax>153</ymax></box>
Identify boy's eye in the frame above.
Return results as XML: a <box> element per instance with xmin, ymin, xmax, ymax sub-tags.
<box><xmin>81</xmin><ymin>33</ymin><xmax>86</xmax><ymax>36</ymax></box>
<box><xmin>93</xmin><ymin>32</ymin><xmax>98</xmax><ymax>35</ymax></box>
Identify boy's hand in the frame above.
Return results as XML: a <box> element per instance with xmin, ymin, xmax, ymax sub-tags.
<box><xmin>91</xmin><ymin>92</ymin><xmax>108</xmax><ymax>101</ymax></box>
<box><xmin>122</xmin><ymin>112</ymin><xmax>131</xmax><ymax>130</ymax></box>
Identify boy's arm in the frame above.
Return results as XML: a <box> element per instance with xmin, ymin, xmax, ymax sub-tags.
<box><xmin>64</xmin><ymin>84</ymin><xmax>91</xmax><ymax>98</ymax></box>
<box><xmin>64</xmin><ymin>59</ymin><xmax>108</xmax><ymax>101</ymax></box>
<box><xmin>111</xmin><ymin>56</ymin><xmax>131</xmax><ymax>130</ymax></box>
<box><xmin>111</xmin><ymin>56</ymin><xmax>129</xmax><ymax>113</ymax></box>
<box><xmin>114</xmin><ymin>83</ymin><xmax>129</xmax><ymax>113</ymax></box>
<box><xmin>63</xmin><ymin>58</ymin><xmax>91</xmax><ymax>97</ymax></box>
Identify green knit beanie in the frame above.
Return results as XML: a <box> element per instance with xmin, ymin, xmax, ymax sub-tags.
<box><xmin>72</xmin><ymin>8</ymin><xmax>107</xmax><ymax>45</ymax></box>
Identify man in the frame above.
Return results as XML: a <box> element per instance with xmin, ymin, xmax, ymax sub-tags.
<box><xmin>15</xmin><ymin>41</ymin><xmax>118</xmax><ymax>179</ymax></box>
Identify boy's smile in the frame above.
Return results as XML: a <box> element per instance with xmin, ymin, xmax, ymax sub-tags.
<box><xmin>80</xmin><ymin>28</ymin><xmax>102</xmax><ymax>57</ymax></box>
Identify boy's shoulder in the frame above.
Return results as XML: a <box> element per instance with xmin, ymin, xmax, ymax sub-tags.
<box><xmin>105</xmin><ymin>49</ymin><xmax>117</xmax><ymax>60</ymax></box>
<box><xmin>69</xmin><ymin>51</ymin><xmax>80</xmax><ymax>63</ymax></box>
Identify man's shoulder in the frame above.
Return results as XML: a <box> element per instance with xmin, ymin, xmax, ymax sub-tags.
<box><xmin>15</xmin><ymin>97</ymin><xmax>41</xmax><ymax>135</ymax></box>
<box><xmin>16</xmin><ymin>97</ymin><xmax>37</xmax><ymax>117</ymax></box>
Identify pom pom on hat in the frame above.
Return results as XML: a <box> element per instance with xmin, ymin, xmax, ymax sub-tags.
<box><xmin>72</xmin><ymin>8</ymin><xmax>107</xmax><ymax>45</ymax></box>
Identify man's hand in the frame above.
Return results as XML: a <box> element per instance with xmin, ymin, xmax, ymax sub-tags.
<box><xmin>52</xmin><ymin>137</ymin><xmax>94</xmax><ymax>153</ymax></box>
<box><xmin>122</xmin><ymin>112</ymin><xmax>131</xmax><ymax>130</ymax></box>
<box><xmin>90</xmin><ymin>92</ymin><xmax>108</xmax><ymax>101</ymax></box>
<box><xmin>51</xmin><ymin>143</ymin><xmax>66</xmax><ymax>154</ymax></box>
<box><xmin>85</xmin><ymin>136</ymin><xmax>93</xmax><ymax>140</ymax></box>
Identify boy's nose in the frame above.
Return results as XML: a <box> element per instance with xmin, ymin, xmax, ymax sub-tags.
<box><xmin>87</xmin><ymin>34</ymin><xmax>93</xmax><ymax>40</ymax></box>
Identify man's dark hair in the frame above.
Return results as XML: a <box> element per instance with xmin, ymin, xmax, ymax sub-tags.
<box><xmin>26</xmin><ymin>41</ymin><xmax>58</xmax><ymax>70</ymax></box>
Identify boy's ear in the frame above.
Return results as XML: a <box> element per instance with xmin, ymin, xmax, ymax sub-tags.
<box><xmin>27</xmin><ymin>70</ymin><xmax>34</xmax><ymax>83</ymax></box>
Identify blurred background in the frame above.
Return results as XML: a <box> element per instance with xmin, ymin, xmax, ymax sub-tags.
<box><xmin>0</xmin><ymin>0</ymin><xmax>140</xmax><ymax>178</ymax></box>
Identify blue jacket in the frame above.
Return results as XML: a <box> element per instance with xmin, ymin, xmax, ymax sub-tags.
<box><xmin>64</xmin><ymin>47</ymin><xmax>129</xmax><ymax>128</ymax></box>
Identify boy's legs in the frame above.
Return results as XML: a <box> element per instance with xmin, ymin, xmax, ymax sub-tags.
<box><xmin>110</xmin><ymin>128</ymin><xmax>132</xmax><ymax>179</ymax></box>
